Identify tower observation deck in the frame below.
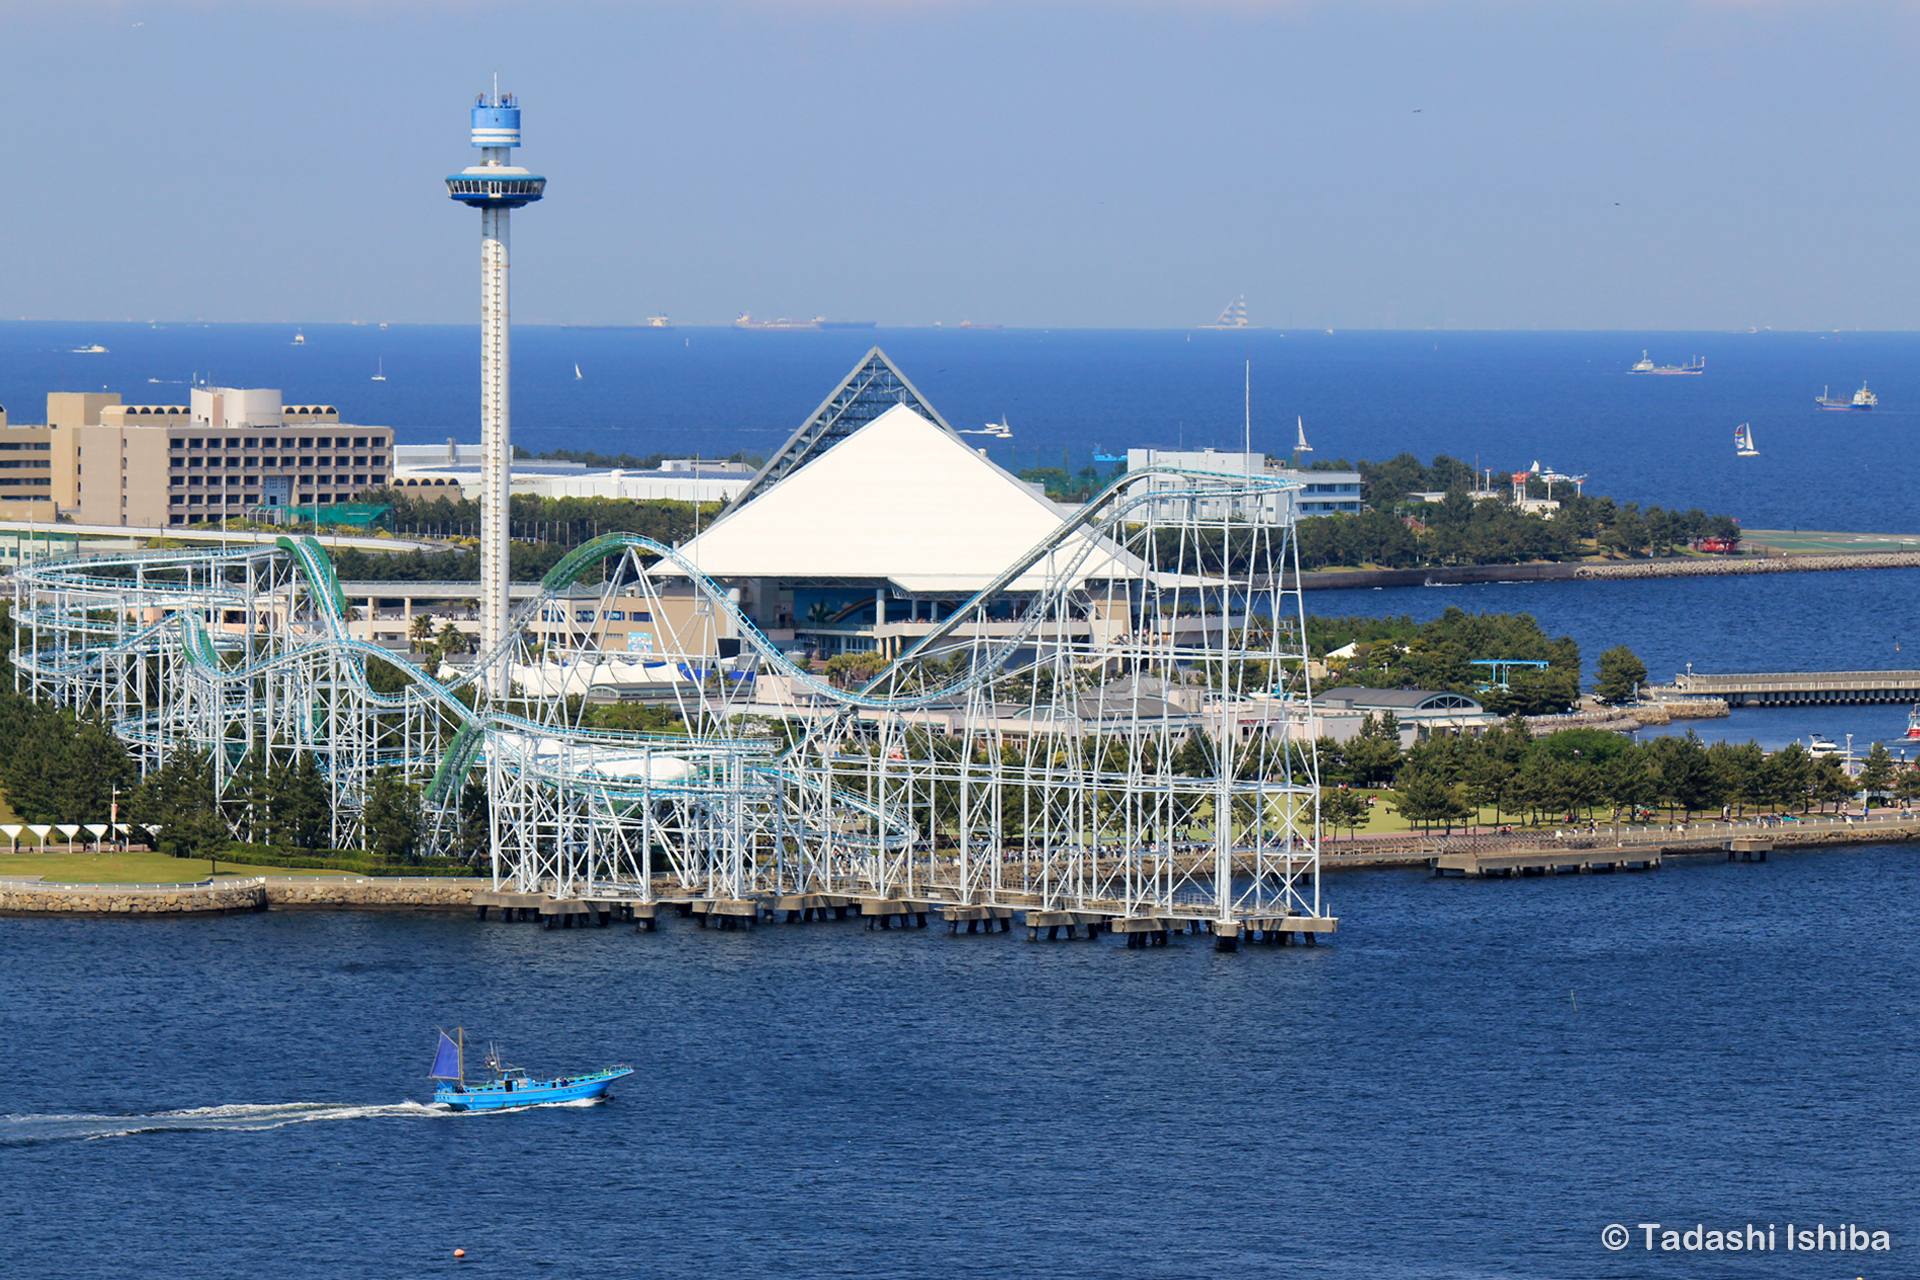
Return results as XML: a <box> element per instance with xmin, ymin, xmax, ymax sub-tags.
<box><xmin>448</xmin><ymin>89</ymin><xmax>545</xmax><ymax>696</ymax></box>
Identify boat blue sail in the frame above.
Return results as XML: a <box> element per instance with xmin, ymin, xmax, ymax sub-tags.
<box><xmin>430</xmin><ymin>1031</ymin><xmax>463</xmax><ymax>1082</ymax></box>
<box><xmin>427</xmin><ymin>1028</ymin><xmax>632</xmax><ymax>1111</ymax></box>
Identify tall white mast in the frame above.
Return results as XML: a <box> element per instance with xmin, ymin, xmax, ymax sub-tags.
<box><xmin>448</xmin><ymin>87</ymin><xmax>545</xmax><ymax>697</ymax></box>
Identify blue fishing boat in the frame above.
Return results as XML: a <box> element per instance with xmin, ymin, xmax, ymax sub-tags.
<box><xmin>428</xmin><ymin>1028</ymin><xmax>633</xmax><ymax>1111</ymax></box>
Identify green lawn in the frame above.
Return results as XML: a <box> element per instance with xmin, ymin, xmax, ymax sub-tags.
<box><xmin>0</xmin><ymin>847</ymin><xmax>355</xmax><ymax>884</ymax></box>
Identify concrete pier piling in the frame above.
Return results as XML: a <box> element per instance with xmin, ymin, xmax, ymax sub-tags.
<box><xmin>936</xmin><ymin>904</ymin><xmax>1015</xmax><ymax>934</ymax></box>
<box><xmin>1023</xmin><ymin>910</ymin><xmax>1105</xmax><ymax>941</ymax></box>
<box><xmin>773</xmin><ymin>893</ymin><xmax>854</xmax><ymax>922</ymax></box>
<box><xmin>857</xmin><ymin>898</ymin><xmax>931</xmax><ymax>930</ymax></box>
<box><xmin>1109</xmin><ymin>917</ymin><xmax>1175</xmax><ymax>948</ymax></box>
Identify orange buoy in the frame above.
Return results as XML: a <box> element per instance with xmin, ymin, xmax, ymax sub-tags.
<box><xmin>453</xmin><ymin>1249</ymin><xmax>466</xmax><ymax>1259</ymax></box>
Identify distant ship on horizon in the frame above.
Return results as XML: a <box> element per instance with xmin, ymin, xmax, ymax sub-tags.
<box><xmin>734</xmin><ymin>315</ymin><xmax>877</xmax><ymax>331</ymax></box>
<box><xmin>1198</xmin><ymin>295</ymin><xmax>1256</xmax><ymax>330</ymax></box>
<box><xmin>1628</xmin><ymin>350</ymin><xmax>1704</xmax><ymax>374</ymax></box>
<box><xmin>957</xmin><ymin>320</ymin><xmax>1001</xmax><ymax>330</ymax></box>
<box><xmin>734</xmin><ymin>314</ymin><xmax>818</xmax><ymax>331</ymax></box>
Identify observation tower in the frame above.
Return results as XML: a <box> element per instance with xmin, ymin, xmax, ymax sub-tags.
<box><xmin>447</xmin><ymin>87</ymin><xmax>545</xmax><ymax>695</ymax></box>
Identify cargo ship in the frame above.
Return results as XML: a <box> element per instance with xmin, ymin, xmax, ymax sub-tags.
<box><xmin>1628</xmin><ymin>351</ymin><xmax>1705</xmax><ymax>374</ymax></box>
<box><xmin>1816</xmin><ymin>382</ymin><xmax>1876</xmax><ymax>410</ymax></box>
<box><xmin>734</xmin><ymin>314</ymin><xmax>820</xmax><ymax>331</ymax></box>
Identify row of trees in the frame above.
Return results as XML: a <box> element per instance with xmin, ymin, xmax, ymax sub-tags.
<box><xmin>126</xmin><ymin>746</ymin><xmax>427</xmax><ymax>863</ymax></box>
<box><xmin>336</xmin><ymin>490</ymin><xmax>724</xmax><ymax>583</ymax></box>
<box><xmin>0</xmin><ymin>603</ymin><xmax>135</xmax><ymax>823</ymax></box>
<box><xmin>1297</xmin><ymin>452</ymin><xmax>1741</xmax><ymax>568</ymax></box>
<box><xmin>1318</xmin><ymin>715</ymin><xmax>1908</xmax><ymax>834</ymax></box>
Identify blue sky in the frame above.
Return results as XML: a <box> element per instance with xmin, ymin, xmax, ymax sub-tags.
<box><xmin>7</xmin><ymin>0</ymin><xmax>1919</xmax><ymax>329</ymax></box>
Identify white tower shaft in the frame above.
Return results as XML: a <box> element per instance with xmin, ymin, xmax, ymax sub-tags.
<box><xmin>479</xmin><ymin>204</ymin><xmax>511</xmax><ymax>695</ymax></box>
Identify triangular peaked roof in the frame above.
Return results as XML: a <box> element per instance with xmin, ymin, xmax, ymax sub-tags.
<box><xmin>731</xmin><ymin>347</ymin><xmax>955</xmax><ymax>510</ymax></box>
<box><xmin>665</xmin><ymin>403</ymin><xmax>1135</xmax><ymax>593</ymax></box>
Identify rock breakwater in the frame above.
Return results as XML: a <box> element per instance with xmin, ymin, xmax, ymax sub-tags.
<box><xmin>1577</xmin><ymin>551</ymin><xmax>1920</xmax><ymax>580</ymax></box>
<box><xmin>0</xmin><ymin>875</ymin><xmax>484</xmax><ymax>915</ymax></box>
<box><xmin>0</xmin><ymin>877</ymin><xmax>269</xmax><ymax>916</ymax></box>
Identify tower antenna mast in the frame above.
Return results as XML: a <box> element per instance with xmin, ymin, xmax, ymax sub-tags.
<box><xmin>447</xmin><ymin>83</ymin><xmax>546</xmax><ymax>697</ymax></box>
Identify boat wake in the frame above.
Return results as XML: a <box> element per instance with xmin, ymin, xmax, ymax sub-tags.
<box><xmin>0</xmin><ymin>1100</ymin><xmax>451</xmax><ymax>1145</ymax></box>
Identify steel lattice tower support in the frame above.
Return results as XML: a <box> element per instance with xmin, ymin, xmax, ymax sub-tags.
<box><xmin>448</xmin><ymin>87</ymin><xmax>544</xmax><ymax>697</ymax></box>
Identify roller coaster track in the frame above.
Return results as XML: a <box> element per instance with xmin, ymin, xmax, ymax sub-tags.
<box><xmin>10</xmin><ymin>464</ymin><xmax>1331</xmax><ymax>932</ymax></box>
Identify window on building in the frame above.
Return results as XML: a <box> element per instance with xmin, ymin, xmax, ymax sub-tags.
<box><xmin>299</xmin><ymin>438</ymin><xmax>313</xmax><ymax>448</ymax></box>
<box><xmin>354</xmin><ymin>437</ymin><xmax>367</xmax><ymax>447</ymax></box>
<box><xmin>243</xmin><ymin>438</ymin><xmax>258</xmax><ymax>449</ymax></box>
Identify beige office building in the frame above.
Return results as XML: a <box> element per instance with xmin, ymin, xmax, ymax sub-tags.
<box><xmin>54</xmin><ymin>387</ymin><xmax>391</xmax><ymax>526</ymax></box>
<box><xmin>0</xmin><ymin>402</ymin><xmax>59</xmax><ymax>521</ymax></box>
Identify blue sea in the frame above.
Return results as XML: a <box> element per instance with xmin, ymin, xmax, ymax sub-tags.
<box><xmin>3</xmin><ymin>847</ymin><xmax>1916</xmax><ymax>1279</ymax></box>
<box><xmin>2</xmin><ymin>325</ymin><xmax>1918</xmax><ymax>1277</ymax></box>
<box><xmin>3</xmin><ymin>322</ymin><xmax>1914</xmax><ymax>534</ymax></box>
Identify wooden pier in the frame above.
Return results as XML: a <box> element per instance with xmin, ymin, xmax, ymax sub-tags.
<box><xmin>1432</xmin><ymin>848</ymin><xmax>1661</xmax><ymax>877</ymax></box>
<box><xmin>466</xmin><ymin>880</ymin><xmax>1337</xmax><ymax>949</ymax></box>
<box><xmin>1644</xmin><ymin>669</ymin><xmax>1920</xmax><ymax>707</ymax></box>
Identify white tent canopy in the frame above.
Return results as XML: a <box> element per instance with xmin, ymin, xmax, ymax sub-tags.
<box><xmin>663</xmin><ymin>404</ymin><xmax>1137</xmax><ymax>595</ymax></box>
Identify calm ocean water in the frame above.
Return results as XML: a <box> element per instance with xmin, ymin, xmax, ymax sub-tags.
<box><xmin>3</xmin><ymin>322</ymin><xmax>1915</xmax><ymax>534</ymax></box>
<box><xmin>1</xmin><ymin>327</ymin><xmax>1915</xmax><ymax>1275</ymax></box>
<box><xmin>2</xmin><ymin>846</ymin><xmax>1916</xmax><ymax>1278</ymax></box>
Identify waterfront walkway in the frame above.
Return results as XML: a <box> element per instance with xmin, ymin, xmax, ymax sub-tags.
<box><xmin>1644</xmin><ymin>669</ymin><xmax>1920</xmax><ymax>706</ymax></box>
<box><xmin>1321</xmin><ymin>809</ymin><xmax>1920</xmax><ymax>870</ymax></box>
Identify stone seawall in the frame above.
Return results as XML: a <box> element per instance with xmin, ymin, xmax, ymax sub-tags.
<box><xmin>262</xmin><ymin>877</ymin><xmax>483</xmax><ymax>910</ymax></box>
<box><xmin>0</xmin><ymin>877</ymin><xmax>269</xmax><ymax>916</ymax></box>
<box><xmin>1576</xmin><ymin>551</ymin><xmax>1920</xmax><ymax>580</ymax></box>
<box><xmin>0</xmin><ymin>876</ymin><xmax>485</xmax><ymax>915</ymax></box>
<box><xmin>1284</xmin><ymin>550</ymin><xmax>1920</xmax><ymax>593</ymax></box>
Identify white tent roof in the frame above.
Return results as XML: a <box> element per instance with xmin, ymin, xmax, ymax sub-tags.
<box><xmin>665</xmin><ymin>403</ymin><xmax>1136</xmax><ymax>592</ymax></box>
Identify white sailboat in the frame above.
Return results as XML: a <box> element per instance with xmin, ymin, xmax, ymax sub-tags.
<box><xmin>1735</xmin><ymin>422</ymin><xmax>1758</xmax><ymax>457</ymax></box>
<box><xmin>574</xmin><ymin>364</ymin><xmax>583</xmax><ymax>380</ymax></box>
<box><xmin>371</xmin><ymin>358</ymin><xmax>386</xmax><ymax>382</ymax></box>
<box><xmin>1295</xmin><ymin>415</ymin><xmax>1313</xmax><ymax>456</ymax></box>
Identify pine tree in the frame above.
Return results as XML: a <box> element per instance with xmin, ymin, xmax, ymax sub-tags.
<box><xmin>128</xmin><ymin>749</ymin><xmax>230</xmax><ymax>860</ymax></box>
<box><xmin>1595</xmin><ymin>645</ymin><xmax>1649</xmax><ymax>704</ymax></box>
<box><xmin>363</xmin><ymin>768</ymin><xmax>422</xmax><ymax>862</ymax></box>
<box><xmin>1858</xmin><ymin>741</ymin><xmax>1896</xmax><ymax>799</ymax></box>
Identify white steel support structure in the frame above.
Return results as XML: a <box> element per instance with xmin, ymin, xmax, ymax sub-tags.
<box><xmin>447</xmin><ymin>88</ymin><xmax>545</xmax><ymax>699</ymax></box>
<box><xmin>478</xmin><ymin>203</ymin><xmax>511</xmax><ymax>690</ymax></box>
<box><xmin>6</xmin><ymin>343</ymin><xmax>1330</xmax><ymax>946</ymax></box>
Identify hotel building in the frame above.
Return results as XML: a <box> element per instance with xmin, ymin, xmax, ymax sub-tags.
<box><xmin>50</xmin><ymin>387</ymin><xmax>391</xmax><ymax>526</ymax></box>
